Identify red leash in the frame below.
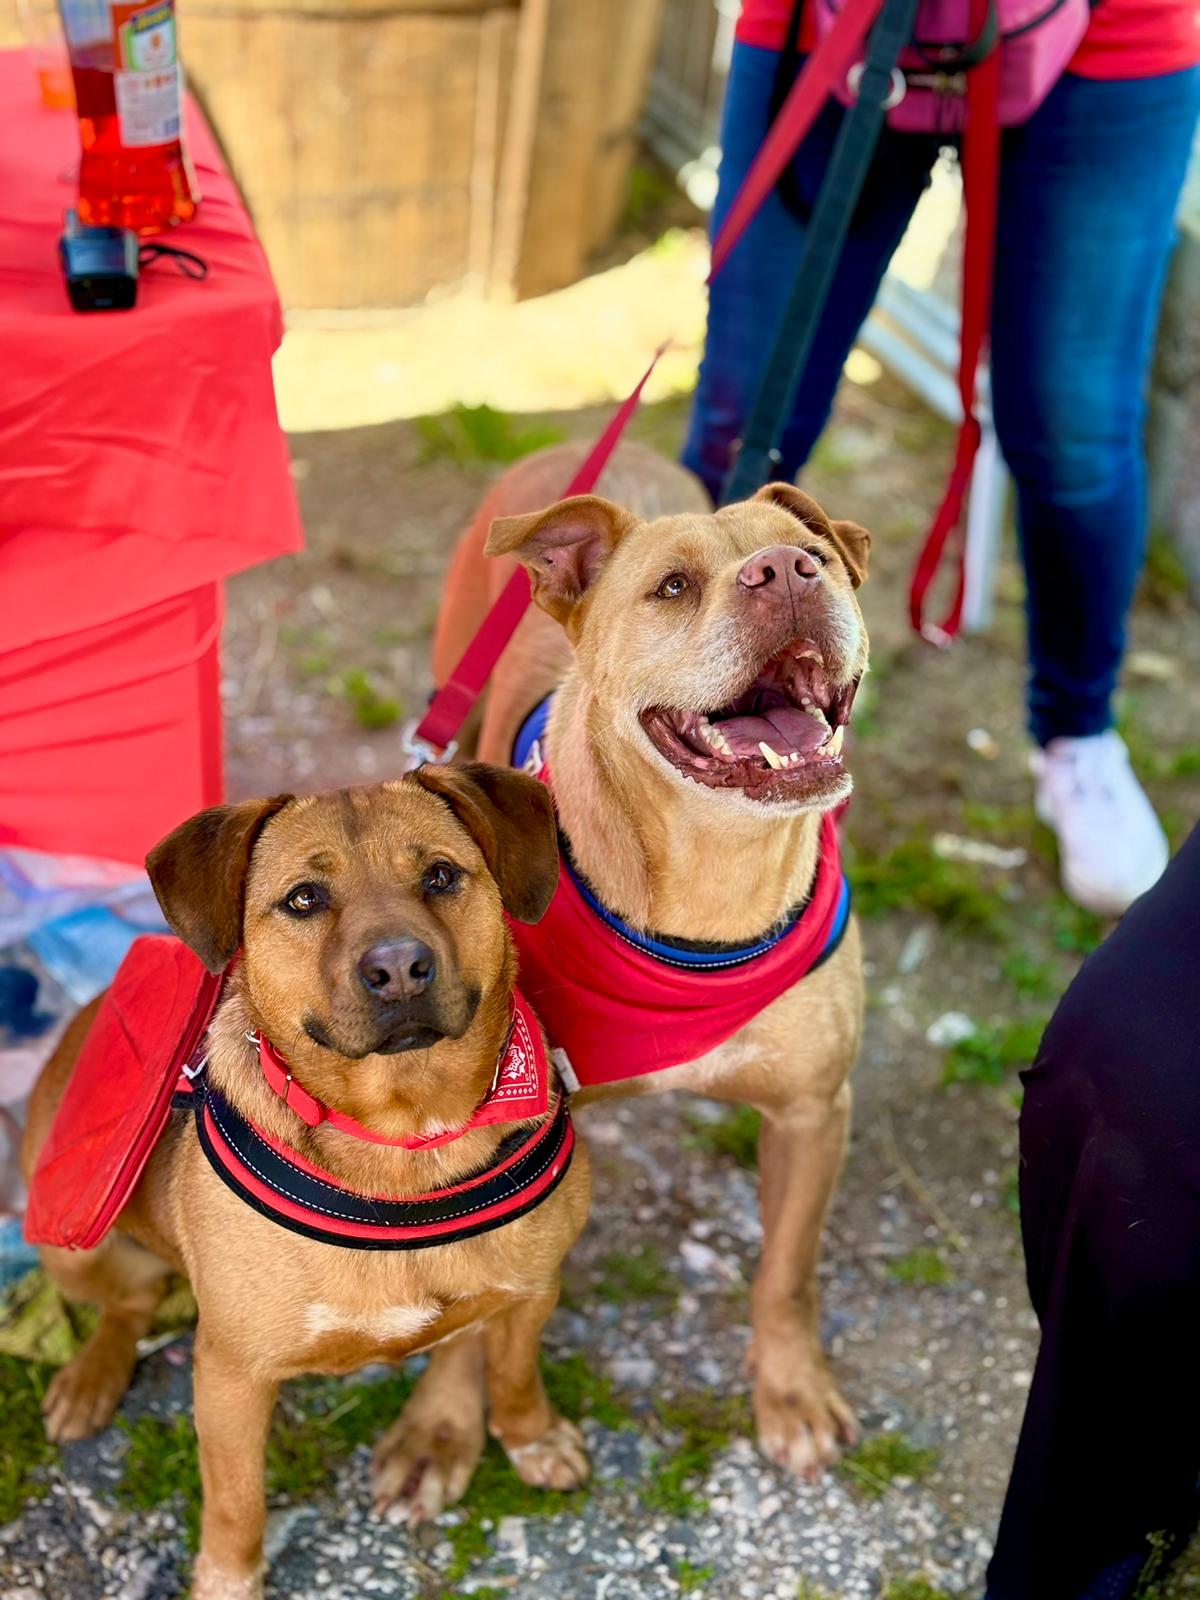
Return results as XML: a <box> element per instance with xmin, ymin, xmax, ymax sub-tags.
<box><xmin>412</xmin><ymin>0</ymin><xmax>956</xmax><ymax>759</ymax></box>
<box><xmin>907</xmin><ymin>1</ymin><xmax>1000</xmax><ymax>644</ymax></box>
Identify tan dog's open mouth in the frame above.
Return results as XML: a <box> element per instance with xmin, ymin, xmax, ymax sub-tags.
<box><xmin>639</xmin><ymin>638</ymin><xmax>859</xmax><ymax>802</ymax></box>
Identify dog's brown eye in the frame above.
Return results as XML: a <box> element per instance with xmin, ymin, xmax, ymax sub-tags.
<box><xmin>283</xmin><ymin>883</ymin><xmax>326</xmax><ymax>916</ymax></box>
<box><xmin>655</xmin><ymin>573</ymin><xmax>690</xmax><ymax>600</ymax></box>
<box><xmin>423</xmin><ymin>861</ymin><xmax>461</xmax><ymax>896</ymax></box>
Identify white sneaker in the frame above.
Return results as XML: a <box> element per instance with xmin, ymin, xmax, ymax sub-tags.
<box><xmin>1031</xmin><ymin>731</ymin><xmax>1169</xmax><ymax>916</ymax></box>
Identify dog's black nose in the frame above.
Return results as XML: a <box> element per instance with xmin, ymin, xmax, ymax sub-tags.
<box><xmin>357</xmin><ymin>940</ymin><xmax>436</xmax><ymax>1003</ymax></box>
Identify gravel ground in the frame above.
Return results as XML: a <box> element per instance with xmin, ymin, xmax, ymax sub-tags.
<box><xmin>5</xmin><ymin>287</ymin><xmax>1200</xmax><ymax>1599</ymax></box>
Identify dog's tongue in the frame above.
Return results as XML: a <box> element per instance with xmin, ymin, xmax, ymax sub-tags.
<box><xmin>717</xmin><ymin>705</ymin><xmax>827</xmax><ymax>760</ymax></box>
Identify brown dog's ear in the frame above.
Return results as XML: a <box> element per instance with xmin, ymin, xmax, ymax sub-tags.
<box><xmin>415</xmin><ymin>763</ymin><xmax>559</xmax><ymax>924</ymax></box>
<box><xmin>484</xmin><ymin>494</ymin><xmax>637</xmax><ymax>631</ymax></box>
<box><xmin>752</xmin><ymin>483</ymin><xmax>871</xmax><ymax>588</ymax></box>
<box><xmin>146</xmin><ymin>795</ymin><xmax>293</xmax><ymax>973</ymax></box>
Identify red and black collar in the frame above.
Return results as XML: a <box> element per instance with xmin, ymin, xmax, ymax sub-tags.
<box><xmin>175</xmin><ymin>988</ymin><xmax>574</xmax><ymax>1250</ymax></box>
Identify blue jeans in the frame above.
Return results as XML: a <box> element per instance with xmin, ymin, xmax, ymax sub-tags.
<box><xmin>682</xmin><ymin>46</ymin><xmax>1200</xmax><ymax>744</ymax></box>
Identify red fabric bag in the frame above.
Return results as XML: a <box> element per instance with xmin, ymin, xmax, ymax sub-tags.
<box><xmin>25</xmin><ymin>936</ymin><xmax>220</xmax><ymax>1251</ymax></box>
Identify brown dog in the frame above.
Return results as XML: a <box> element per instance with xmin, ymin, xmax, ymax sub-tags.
<box><xmin>396</xmin><ymin>440</ymin><xmax>870</xmax><ymax>1502</ymax></box>
<box><xmin>21</xmin><ymin>765</ymin><xmax>591</xmax><ymax>1600</ymax></box>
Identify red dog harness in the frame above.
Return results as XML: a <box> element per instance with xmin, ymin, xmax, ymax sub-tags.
<box><xmin>508</xmin><ymin>698</ymin><xmax>850</xmax><ymax>1089</ymax></box>
<box><xmin>26</xmin><ymin>935</ymin><xmax>574</xmax><ymax>1253</ymax></box>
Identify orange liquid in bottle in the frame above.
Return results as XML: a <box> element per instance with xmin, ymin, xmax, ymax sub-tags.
<box><xmin>66</xmin><ymin>5</ymin><xmax>198</xmax><ymax>233</ymax></box>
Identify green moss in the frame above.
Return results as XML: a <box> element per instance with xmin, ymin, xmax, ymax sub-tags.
<box><xmin>837</xmin><ymin>1432</ymin><xmax>938</xmax><ymax>1500</ymax></box>
<box><xmin>543</xmin><ymin>1353</ymin><xmax>634</xmax><ymax>1433</ymax></box>
<box><xmin>442</xmin><ymin>1437</ymin><xmax>587</xmax><ymax>1581</ymax></box>
<box><xmin>847</xmin><ymin>836</ymin><xmax>1009</xmax><ymax>939</ymax></box>
<box><xmin>880</xmin><ymin>1579</ymin><xmax>953</xmax><ymax>1600</ymax></box>
<box><xmin>337</xmin><ymin>666</ymin><xmax>403</xmax><ymax>730</ymax></box>
<box><xmin>416</xmin><ymin>403</ymin><xmax>564</xmax><ymax>467</ymax></box>
<box><xmin>0</xmin><ymin>1355</ymin><xmax>57</xmax><ymax>1522</ymax></box>
<box><xmin>685</xmin><ymin>1104</ymin><xmax>761</xmax><ymax>1169</ymax></box>
<box><xmin>886</xmin><ymin>1247</ymin><xmax>955</xmax><ymax>1287</ymax></box>
<box><xmin>675</xmin><ymin>1558</ymin><xmax>717</xmax><ymax>1592</ymax></box>
<box><xmin>644</xmin><ymin>1393</ymin><xmax>752</xmax><ymax>1518</ymax></box>
<box><xmin>621</xmin><ymin>161</ymin><xmax>680</xmax><ymax>232</ymax></box>
<box><xmin>117</xmin><ymin>1412</ymin><xmax>202</xmax><ymax>1548</ymax></box>
<box><xmin>1141</xmin><ymin>533</ymin><xmax>1190</xmax><ymax>606</ymax></box>
<box><xmin>116</xmin><ymin>1368</ymin><xmax>420</xmax><ymax>1551</ymax></box>
<box><xmin>1047</xmin><ymin>895</ymin><xmax>1107</xmax><ymax>955</ymax></box>
<box><xmin>942</xmin><ymin>1017</ymin><xmax>1048</xmax><ymax>1087</ymax></box>
<box><xmin>796</xmin><ymin>1582</ymin><xmax>833</xmax><ymax>1600</ymax></box>
<box><xmin>1001</xmin><ymin>951</ymin><xmax>1059</xmax><ymax>1003</ymax></box>
<box><xmin>595</xmin><ymin>1245</ymin><xmax>678</xmax><ymax>1306</ymax></box>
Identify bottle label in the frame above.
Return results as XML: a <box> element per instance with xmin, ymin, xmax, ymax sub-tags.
<box><xmin>111</xmin><ymin>0</ymin><xmax>182</xmax><ymax>147</ymax></box>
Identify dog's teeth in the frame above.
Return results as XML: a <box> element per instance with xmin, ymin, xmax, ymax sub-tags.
<box><xmin>825</xmin><ymin>726</ymin><xmax>845</xmax><ymax>757</ymax></box>
<box><xmin>759</xmin><ymin>741</ymin><xmax>786</xmax><ymax>770</ymax></box>
<box><xmin>702</xmin><ymin>723</ymin><xmax>733</xmax><ymax>756</ymax></box>
<box><xmin>800</xmin><ymin>695</ymin><xmax>813</xmax><ymax>707</ymax></box>
<box><xmin>798</xmin><ymin>649</ymin><xmax>824</xmax><ymax>664</ymax></box>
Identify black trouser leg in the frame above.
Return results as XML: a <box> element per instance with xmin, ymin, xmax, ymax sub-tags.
<box><xmin>987</xmin><ymin>827</ymin><xmax>1200</xmax><ymax>1600</ymax></box>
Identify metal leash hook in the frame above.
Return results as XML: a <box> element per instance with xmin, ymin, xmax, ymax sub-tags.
<box><xmin>399</xmin><ymin>717</ymin><xmax>458</xmax><ymax>774</ymax></box>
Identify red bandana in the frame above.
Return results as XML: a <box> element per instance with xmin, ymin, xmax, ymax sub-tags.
<box><xmin>253</xmin><ymin>992</ymin><xmax>550</xmax><ymax>1148</ymax></box>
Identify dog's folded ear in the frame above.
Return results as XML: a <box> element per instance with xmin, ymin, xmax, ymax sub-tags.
<box><xmin>485</xmin><ymin>494</ymin><xmax>637</xmax><ymax>633</ymax></box>
<box><xmin>146</xmin><ymin>795</ymin><xmax>293</xmax><ymax>973</ymax></box>
<box><xmin>415</xmin><ymin>763</ymin><xmax>559</xmax><ymax>925</ymax></box>
<box><xmin>752</xmin><ymin>483</ymin><xmax>871</xmax><ymax>588</ymax></box>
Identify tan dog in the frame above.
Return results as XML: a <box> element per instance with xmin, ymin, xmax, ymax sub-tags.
<box><xmin>22</xmin><ymin>765</ymin><xmax>590</xmax><ymax>1600</ymax></box>
<box><xmin>394</xmin><ymin>440</ymin><xmax>869</xmax><ymax>1503</ymax></box>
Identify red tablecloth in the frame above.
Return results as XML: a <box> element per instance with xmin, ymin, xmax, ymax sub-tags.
<box><xmin>0</xmin><ymin>48</ymin><xmax>303</xmax><ymax>863</ymax></box>
<box><xmin>0</xmin><ymin>48</ymin><xmax>303</xmax><ymax>655</ymax></box>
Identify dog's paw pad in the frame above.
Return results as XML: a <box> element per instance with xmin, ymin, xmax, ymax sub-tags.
<box><xmin>371</xmin><ymin>1417</ymin><xmax>484</xmax><ymax>1526</ymax></box>
<box><xmin>504</xmin><ymin>1417</ymin><xmax>589</xmax><ymax>1490</ymax></box>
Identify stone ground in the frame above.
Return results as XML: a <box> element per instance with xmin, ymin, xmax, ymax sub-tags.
<box><xmin>4</xmin><ymin>213</ymin><xmax>1200</xmax><ymax>1600</ymax></box>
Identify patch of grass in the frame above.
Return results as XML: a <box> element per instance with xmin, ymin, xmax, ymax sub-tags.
<box><xmin>117</xmin><ymin>1412</ymin><xmax>202</xmax><ymax>1548</ymax></box>
<box><xmin>416</xmin><ymin>403</ymin><xmax>564</xmax><ymax>467</ymax></box>
<box><xmin>837</xmin><ymin>1432</ymin><xmax>938</xmax><ymax>1500</ymax></box>
<box><xmin>0</xmin><ymin>1356</ymin><xmax>56</xmax><ymax>1522</ymax></box>
<box><xmin>942</xmin><ymin>1017</ymin><xmax>1047</xmax><ymax>1087</ymax></box>
<box><xmin>1002</xmin><ymin>950</ymin><xmax>1060</xmax><ymax>1003</ymax></box>
<box><xmin>880</xmin><ymin>1580</ymin><xmax>953</xmax><ymax>1600</ymax></box>
<box><xmin>797</xmin><ymin>1582</ymin><xmax>833</xmax><ymax>1600</ymax></box>
<box><xmin>594</xmin><ymin>1244</ymin><xmax>678</xmax><ymax>1306</ymax></box>
<box><xmin>847</xmin><ymin>836</ymin><xmax>1009</xmax><ymax>939</ymax></box>
<box><xmin>675</xmin><ymin>1559</ymin><xmax>716</xmax><ymax>1593</ymax></box>
<box><xmin>685</xmin><ymin>1104</ymin><xmax>761</xmax><ymax>1169</ymax></box>
<box><xmin>297</xmin><ymin>649</ymin><xmax>333</xmax><ymax>679</ymax></box>
<box><xmin>442</xmin><ymin>1436</ymin><xmax>587</xmax><ymax>1581</ymax></box>
<box><xmin>622</xmin><ymin>160</ymin><xmax>678</xmax><ymax>231</ymax></box>
<box><xmin>337</xmin><ymin>666</ymin><xmax>403</xmax><ymax>730</ymax></box>
<box><xmin>116</xmin><ymin>1368</ymin><xmax>421</xmax><ymax>1550</ymax></box>
<box><xmin>543</xmin><ymin>1353</ymin><xmax>634</xmax><ymax>1432</ymax></box>
<box><xmin>886</xmin><ymin>1247</ymin><xmax>955</xmax><ymax>1287</ymax></box>
<box><xmin>644</xmin><ymin>1393</ymin><xmax>752</xmax><ymax>1518</ymax></box>
<box><xmin>1048</xmin><ymin>895</ymin><xmax>1107</xmax><ymax>955</ymax></box>
<box><xmin>1141</xmin><ymin>533</ymin><xmax>1190</xmax><ymax>607</ymax></box>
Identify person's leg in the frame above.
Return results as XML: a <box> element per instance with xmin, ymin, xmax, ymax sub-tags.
<box><xmin>682</xmin><ymin>41</ymin><xmax>937</xmax><ymax>501</ymax></box>
<box><xmin>986</xmin><ymin>825</ymin><xmax>1200</xmax><ymax>1600</ymax></box>
<box><xmin>991</xmin><ymin>67</ymin><xmax>1200</xmax><ymax>746</ymax></box>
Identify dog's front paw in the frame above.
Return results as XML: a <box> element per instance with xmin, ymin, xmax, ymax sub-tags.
<box><xmin>190</xmin><ymin>1554</ymin><xmax>264</xmax><ymax>1600</ymax></box>
<box><xmin>754</xmin><ymin>1363</ymin><xmax>859</xmax><ymax>1481</ymax></box>
<box><xmin>41</xmin><ymin>1347</ymin><xmax>133</xmax><ymax>1442</ymax></box>
<box><xmin>503</xmin><ymin>1415</ymin><xmax>589</xmax><ymax>1491</ymax></box>
<box><xmin>371</xmin><ymin>1408</ymin><xmax>486</xmax><ymax>1527</ymax></box>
